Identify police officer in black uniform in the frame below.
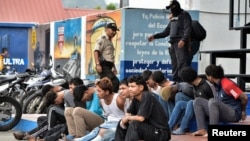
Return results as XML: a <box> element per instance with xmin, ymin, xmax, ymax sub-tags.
<box><xmin>148</xmin><ymin>0</ymin><xmax>192</xmax><ymax>82</ymax></box>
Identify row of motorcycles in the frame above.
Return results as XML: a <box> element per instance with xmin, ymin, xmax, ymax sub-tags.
<box><xmin>0</xmin><ymin>56</ymin><xmax>73</xmax><ymax>131</ymax></box>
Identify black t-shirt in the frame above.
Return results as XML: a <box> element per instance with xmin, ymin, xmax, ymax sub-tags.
<box><xmin>127</xmin><ymin>91</ymin><xmax>169</xmax><ymax>130</ymax></box>
<box><xmin>194</xmin><ymin>78</ymin><xmax>214</xmax><ymax>99</ymax></box>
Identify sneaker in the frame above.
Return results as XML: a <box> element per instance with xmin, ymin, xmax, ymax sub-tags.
<box><xmin>172</xmin><ymin>128</ymin><xmax>186</xmax><ymax>135</ymax></box>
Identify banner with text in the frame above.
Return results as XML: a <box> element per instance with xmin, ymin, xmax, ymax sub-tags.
<box><xmin>0</xmin><ymin>28</ymin><xmax>29</xmax><ymax>72</ymax></box>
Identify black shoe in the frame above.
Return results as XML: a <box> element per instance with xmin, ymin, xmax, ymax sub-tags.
<box><xmin>13</xmin><ymin>132</ymin><xmax>26</xmax><ymax>140</ymax></box>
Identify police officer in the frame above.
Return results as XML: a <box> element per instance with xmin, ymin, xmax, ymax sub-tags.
<box><xmin>148</xmin><ymin>0</ymin><xmax>192</xmax><ymax>82</ymax></box>
<box><xmin>94</xmin><ymin>22</ymin><xmax>120</xmax><ymax>93</ymax></box>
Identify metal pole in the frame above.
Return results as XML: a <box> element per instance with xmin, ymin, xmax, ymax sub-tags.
<box><xmin>120</xmin><ymin>0</ymin><xmax>123</xmax><ymax>8</ymax></box>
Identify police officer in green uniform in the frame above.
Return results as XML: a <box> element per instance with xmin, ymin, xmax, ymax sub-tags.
<box><xmin>94</xmin><ymin>22</ymin><xmax>120</xmax><ymax>93</ymax></box>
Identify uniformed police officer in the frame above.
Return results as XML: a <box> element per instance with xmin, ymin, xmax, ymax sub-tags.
<box><xmin>148</xmin><ymin>0</ymin><xmax>192</xmax><ymax>82</ymax></box>
<box><xmin>94</xmin><ymin>22</ymin><xmax>120</xmax><ymax>93</ymax></box>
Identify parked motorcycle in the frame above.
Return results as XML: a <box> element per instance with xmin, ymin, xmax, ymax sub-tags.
<box><xmin>22</xmin><ymin>55</ymin><xmax>69</xmax><ymax>114</ymax></box>
<box><xmin>0</xmin><ymin>75</ymin><xmax>22</xmax><ymax>131</ymax></box>
<box><xmin>7</xmin><ymin>72</ymin><xmax>32</xmax><ymax>107</ymax></box>
<box><xmin>20</xmin><ymin>58</ymin><xmax>55</xmax><ymax>108</ymax></box>
<box><xmin>22</xmin><ymin>78</ymin><xmax>68</xmax><ymax>114</ymax></box>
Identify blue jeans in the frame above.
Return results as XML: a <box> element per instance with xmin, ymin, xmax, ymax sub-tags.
<box><xmin>168</xmin><ymin>100</ymin><xmax>195</xmax><ymax>131</ymax></box>
<box><xmin>159</xmin><ymin>92</ymin><xmax>193</xmax><ymax>121</ymax></box>
<box><xmin>159</xmin><ymin>97</ymin><xmax>174</xmax><ymax>121</ymax></box>
<box><xmin>75</xmin><ymin>120</ymin><xmax>119</xmax><ymax>141</ymax></box>
<box><xmin>175</xmin><ymin>92</ymin><xmax>193</xmax><ymax>103</ymax></box>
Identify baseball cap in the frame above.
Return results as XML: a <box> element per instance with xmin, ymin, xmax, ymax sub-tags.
<box><xmin>106</xmin><ymin>23</ymin><xmax>119</xmax><ymax>31</ymax></box>
<box><xmin>166</xmin><ymin>0</ymin><xmax>180</xmax><ymax>9</ymax></box>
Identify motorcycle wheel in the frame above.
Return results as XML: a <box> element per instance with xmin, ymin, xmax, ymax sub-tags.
<box><xmin>23</xmin><ymin>93</ymin><xmax>46</xmax><ymax>114</ymax></box>
<box><xmin>19</xmin><ymin>89</ymin><xmax>36</xmax><ymax>109</ymax></box>
<box><xmin>0</xmin><ymin>96</ymin><xmax>22</xmax><ymax>131</ymax></box>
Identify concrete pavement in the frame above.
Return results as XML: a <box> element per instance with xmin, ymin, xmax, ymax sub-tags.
<box><xmin>0</xmin><ymin>114</ymin><xmax>43</xmax><ymax>141</ymax></box>
<box><xmin>0</xmin><ymin>130</ymin><xmax>17</xmax><ymax>141</ymax></box>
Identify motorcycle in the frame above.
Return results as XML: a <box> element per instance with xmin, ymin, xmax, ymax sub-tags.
<box><xmin>22</xmin><ymin>55</ymin><xmax>69</xmax><ymax>114</ymax></box>
<box><xmin>23</xmin><ymin>78</ymin><xmax>68</xmax><ymax>114</ymax></box>
<box><xmin>62</xmin><ymin>50</ymin><xmax>81</xmax><ymax>81</ymax></box>
<box><xmin>20</xmin><ymin>61</ymin><xmax>54</xmax><ymax>109</ymax></box>
<box><xmin>0</xmin><ymin>75</ymin><xmax>22</xmax><ymax>131</ymax></box>
<box><xmin>7</xmin><ymin>72</ymin><xmax>33</xmax><ymax>107</ymax></box>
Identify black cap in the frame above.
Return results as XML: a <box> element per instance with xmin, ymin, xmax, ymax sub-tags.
<box><xmin>106</xmin><ymin>23</ymin><xmax>119</xmax><ymax>31</ymax></box>
<box><xmin>166</xmin><ymin>0</ymin><xmax>180</xmax><ymax>9</ymax></box>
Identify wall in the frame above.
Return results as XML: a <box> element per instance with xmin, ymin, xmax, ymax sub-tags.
<box><xmin>28</xmin><ymin>24</ymin><xmax>50</xmax><ymax>70</ymax></box>
<box><xmin>0</xmin><ymin>26</ymin><xmax>30</xmax><ymax>72</ymax></box>
<box><xmin>48</xmin><ymin>0</ymin><xmax>250</xmax><ymax>82</ymax></box>
<box><xmin>126</xmin><ymin>0</ymin><xmax>250</xmax><ymax>76</ymax></box>
<box><xmin>52</xmin><ymin>18</ymin><xmax>82</xmax><ymax>79</ymax></box>
<box><xmin>0</xmin><ymin>23</ymin><xmax>56</xmax><ymax>73</ymax></box>
<box><xmin>84</xmin><ymin>10</ymin><xmax>121</xmax><ymax>80</ymax></box>
<box><xmin>64</xmin><ymin>8</ymin><xmax>199</xmax><ymax>80</ymax></box>
<box><xmin>197</xmin><ymin>0</ymin><xmax>250</xmax><ymax>75</ymax></box>
<box><xmin>128</xmin><ymin>0</ymin><xmax>200</xmax><ymax>10</ymax></box>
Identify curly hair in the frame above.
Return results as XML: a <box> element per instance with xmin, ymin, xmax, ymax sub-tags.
<box><xmin>180</xmin><ymin>67</ymin><xmax>197</xmax><ymax>83</ymax></box>
<box><xmin>96</xmin><ymin>77</ymin><xmax>113</xmax><ymax>94</ymax></box>
<box><xmin>205</xmin><ymin>64</ymin><xmax>224</xmax><ymax>79</ymax></box>
<box><xmin>127</xmin><ymin>75</ymin><xmax>148</xmax><ymax>91</ymax></box>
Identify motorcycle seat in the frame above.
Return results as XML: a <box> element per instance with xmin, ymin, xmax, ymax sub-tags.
<box><xmin>16</xmin><ymin>73</ymin><xmax>30</xmax><ymax>78</ymax></box>
<box><xmin>0</xmin><ymin>75</ymin><xmax>17</xmax><ymax>84</ymax></box>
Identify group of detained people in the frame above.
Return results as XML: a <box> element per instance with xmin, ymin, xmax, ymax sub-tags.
<box><xmin>144</xmin><ymin>64</ymin><xmax>248</xmax><ymax>137</ymax></box>
<box><xmin>13</xmin><ymin>64</ymin><xmax>248</xmax><ymax>141</ymax></box>
<box><xmin>146</xmin><ymin>64</ymin><xmax>248</xmax><ymax>137</ymax></box>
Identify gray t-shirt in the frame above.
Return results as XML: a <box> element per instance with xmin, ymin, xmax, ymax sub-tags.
<box><xmin>63</xmin><ymin>90</ymin><xmax>75</xmax><ymax>107</ymax></box>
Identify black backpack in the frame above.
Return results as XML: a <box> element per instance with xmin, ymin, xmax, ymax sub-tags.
<box><xmin>191</xmin><ymin>20</ymin><xmax>206</xmax><ymax>41</ymax></box>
